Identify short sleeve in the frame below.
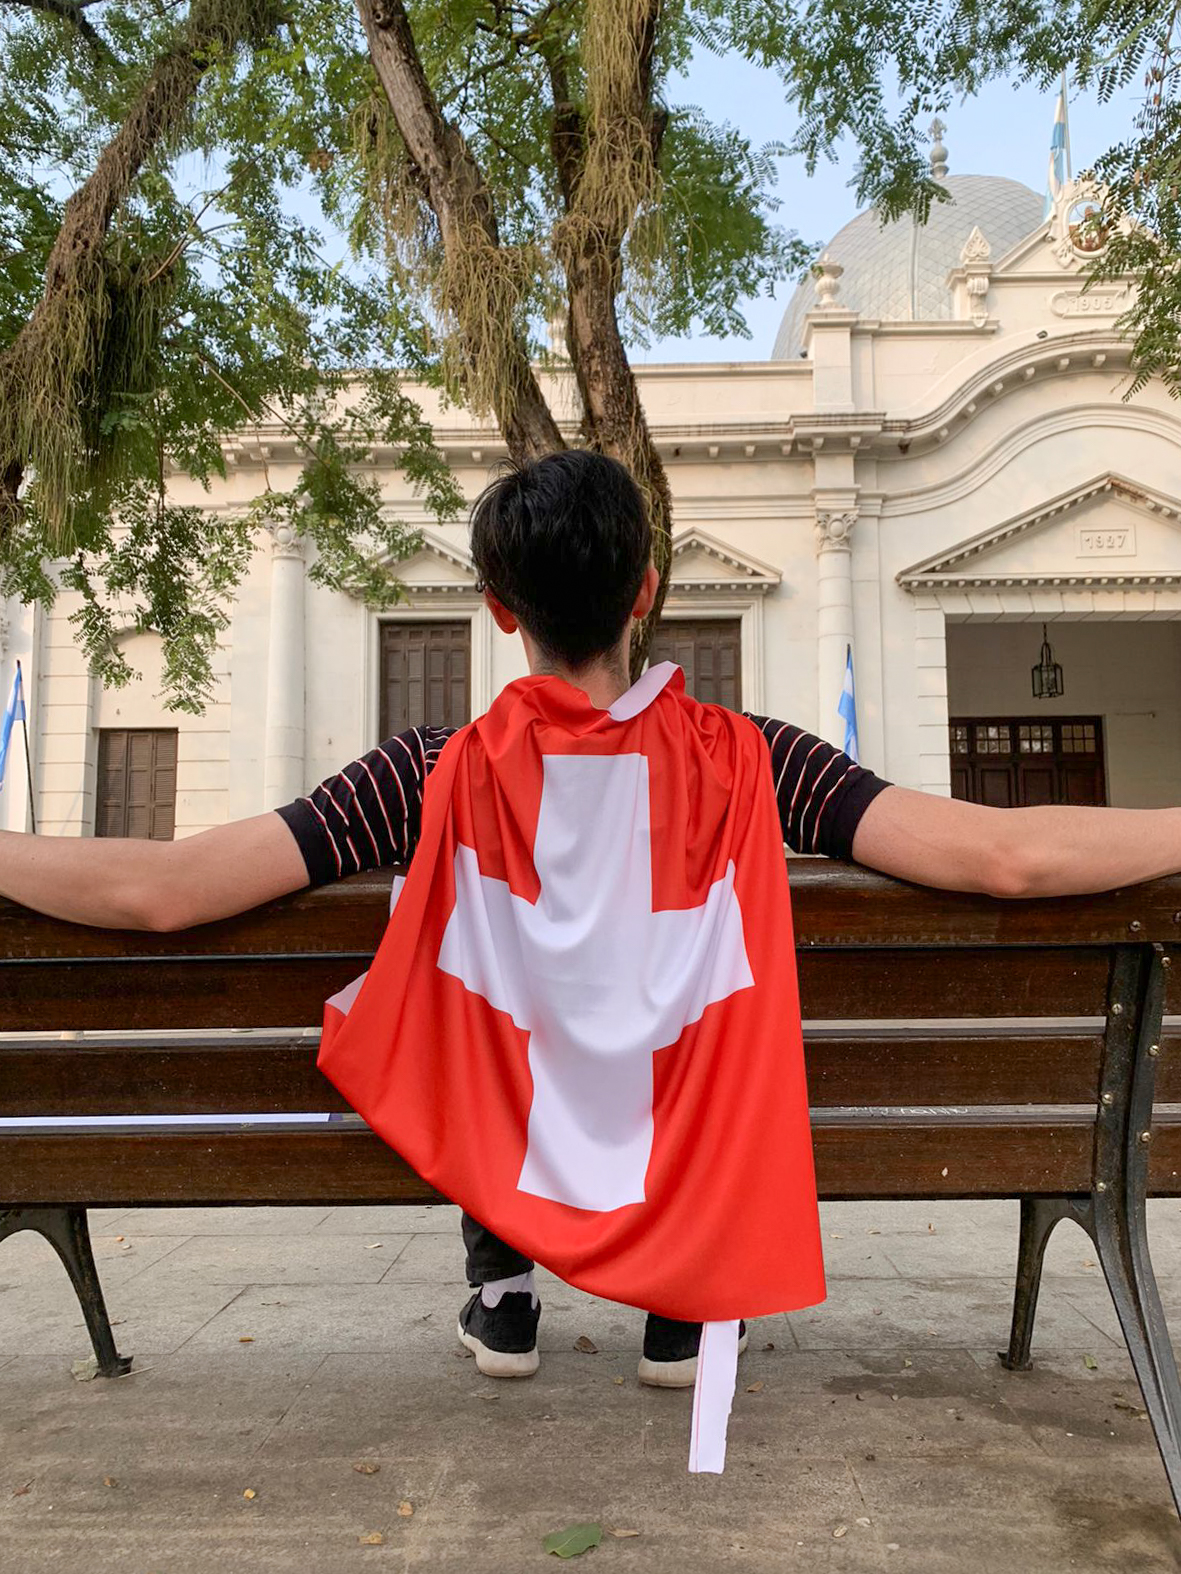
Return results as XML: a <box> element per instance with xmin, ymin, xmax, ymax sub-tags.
<box><xmin>274</xmin><ymin>725</ymin><xmax>455</xmax><ymax>886</ymax></box>
<box><xmin>744</xmin><ymin>715</ymin><xmax>892</xmax><ymax>861</ymax></box>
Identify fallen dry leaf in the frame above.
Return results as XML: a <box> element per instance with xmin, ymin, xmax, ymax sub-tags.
<box><xmin>243</xmin><ymin>1488</ymin><xmax>257</xmax><ymax>1500</ymax></box>
<box><xmin>102</xmin><ymin>1477</ymin><xmax>118</xmax><ymax>1488</ymax></box>
<box><xmin>239</xmin><ymin>1336</ymin><xmax>254</xmax><ymax>1344</ymax></box>
<box><xmin>12</xmin><ymin>1480</ymin><xmax>33</xmax><ymax>1497</ymax></box>
<box><xmin>745</xmin><ymin>1381</ymin><xmax>764</xmax><ymax>1394</ymax></box>
<box><xmin>833</xmin><ymin>1524</ymin><xmax>848</xmax><ymax>1538</ymax></box>
<box><xmin>397</xmin><ymin>1501</ymin><xmax>414</xmax><ymax>1517</ymax></box>
<box><xmin>855</xmin><ymin>1516</ymin><xmax>872</xmax><ymax>1527</ymax></box>
<box><xmin>607</xmin><ymin>1528</ymin><xmax>640</xmax><ymax>1539</ymax></box>
<box><xmin>612</xmin><ymin>1376</ymin><xmax>625</xmax><ymax>1386</ymax></box>
<box><xmin>366</xmin><ymin>1243</ymin><xmax>383</xmax><ymax>1250</ymax></box>
<box><xmin>573</xmin><ymin>1335</ymin><xmax>598</xmax><ymax>1354</ymax></box>
<box><xmin>352</xmin><ymin>1462</ymin><xmax>380</xmax><ymax>1475</ymax></box>
<box><xmin>358</xmin><ymin>1531</ymin><xmax>384</xmax><ymax>1545</ymax></box>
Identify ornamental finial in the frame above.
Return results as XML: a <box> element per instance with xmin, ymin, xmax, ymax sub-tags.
<box><xmin>930</xmin><ymin>117</ymin><xmax>948</xmax><ymax>180</ymax></box>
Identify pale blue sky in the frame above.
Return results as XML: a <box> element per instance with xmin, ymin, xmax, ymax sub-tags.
<box><xmin>644</xmin><ymin>51</ymin><xmax>1142</xmax><ymax>362</ymax></box>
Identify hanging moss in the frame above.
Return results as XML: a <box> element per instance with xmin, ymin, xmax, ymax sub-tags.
<box><xmin>0</xmin><ymin>0</ymin><xmax>284</xmax><ymax>549</ymax></box>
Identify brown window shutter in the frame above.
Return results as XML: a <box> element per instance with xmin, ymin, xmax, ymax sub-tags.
<box><xmin>380</xmin><ymin>622</ymin><xmax>471</xmax><ymax>738</ymax></box>
<box><xmin>96</xmin><ymin>729</ymin><xmax>179</xmax><ymax>839</ymax></box>
<box><xmin>649</xmin><ymin>618</ymin><xmax>742</xmax><ymax>711</ymax></box>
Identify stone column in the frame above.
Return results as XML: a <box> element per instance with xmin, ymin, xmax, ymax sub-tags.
<box><xmin>815</xmin><ymin>509</ymin><xmax>857</xmax><ymax>751</ymax></box>
<box><xmin>263</xmin><ymin>521</ymin><xmax>306</xmax><ymax>807</ymax></box>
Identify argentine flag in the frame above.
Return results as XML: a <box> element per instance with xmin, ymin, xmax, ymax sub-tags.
<box><xmin>1045</xmin><ymin>78</ymin><xmax>1069</xmax><ymax>217</ymax></box>
<box><xmin>0</xmin><ymin>662</ymin><xmax>25</xmax><ymax>792</ymax></box>
<box><xmin>837</xmin><ymin>644</ymin><xmax>859</xmax><ymax>764</ymax></box>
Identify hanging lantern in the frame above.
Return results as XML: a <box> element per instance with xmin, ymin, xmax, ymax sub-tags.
<box><xmin>1031</xmin><ymin>623</ymin><xmax>1064</xmax><ymax>700</ymax></box>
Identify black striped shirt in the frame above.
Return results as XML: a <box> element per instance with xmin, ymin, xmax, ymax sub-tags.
<box><xmin>277</xmin><ymin>716</ymin><xmax>890</xmax><ymax>887</ymax></box>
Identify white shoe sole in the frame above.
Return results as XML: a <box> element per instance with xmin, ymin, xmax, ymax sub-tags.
<box><xmin>637</xmin><ymin>1328</ymin><xmax>749</xmax><ymax>1389</ymax></box>
<box><xmin>457</xmin><ymin>1319</ymin><xmax>540</xmax><ymax>1378</ymax></box>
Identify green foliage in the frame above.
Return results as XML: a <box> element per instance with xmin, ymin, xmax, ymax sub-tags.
<box><xmin>0</xmin><ymin>0</ymin><xmax>458</xmax><ymax>711</ymax></box>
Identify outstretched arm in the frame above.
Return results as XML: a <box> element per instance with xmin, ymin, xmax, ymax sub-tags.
<box><xmin>0</xmin><ymin>723</ymin><xmax>450</xmax><ymax>931</ymax></box>
<box><xmin>851</xmin><ymin>785</ymin><xmax>1181</xmax><ymax>899</ymax></box>
<box><xmin>0</xmin><ymin>814</ymin><xmax>310</xmax><ymax>931</ymax></box>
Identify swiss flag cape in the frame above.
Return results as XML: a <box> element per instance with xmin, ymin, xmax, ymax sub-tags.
<box><xmin>317</xmin><ymin>663</ymin><xmax>825</xmax><ymax>1466</ymax></box>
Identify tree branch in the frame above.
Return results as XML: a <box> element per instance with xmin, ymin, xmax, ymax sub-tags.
<box><xmin>0</xmin><ymin>0</ymin><xmax>123</xmax><ymax>66</ymax></box>
<box><xmin>356</xmin><ymin>0</ymin><xmax>563</xmax><ymax>462</ymax></box>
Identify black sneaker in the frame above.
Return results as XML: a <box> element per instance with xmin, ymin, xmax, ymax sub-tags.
<box><xmin>457</xmin><ymin>1290</ymin><xmax>541</xmax><ymax>1378</ymax></box>
<box><xmin>637</xmin><ymin>1315</ymin><xmax>749</xmax><ymax>1388</ymax></box>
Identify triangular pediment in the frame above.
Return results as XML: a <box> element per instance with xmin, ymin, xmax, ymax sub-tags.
<box><xmin>899</xmin><ymin>475</ymin><xmax>1181</xmax><ymax>589</ymax></box>
<box><xmin>669</xmin><ymin>529</ymin><xmax>781</xmax><ymax>594</ymax></box>
<box><xmin>375</xmin><ymin>527</ymin><xmax>475</xmax><ymax>590</ymax></box>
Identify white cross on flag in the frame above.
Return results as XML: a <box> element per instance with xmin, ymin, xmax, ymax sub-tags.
<box><xmin>318</xmin><ymin>664</ymin><xmax>825</xmax><ymax>1471</ymax></box>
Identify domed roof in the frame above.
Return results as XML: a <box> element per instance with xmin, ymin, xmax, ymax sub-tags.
<box><xmin>772</xmin><ymin>165</ymin><xmax>1044</xmax><ymax>360</ymax></box>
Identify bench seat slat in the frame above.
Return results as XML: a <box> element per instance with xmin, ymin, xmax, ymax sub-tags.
<box><xmin>0</xmin><ymin>946</ymin><xmax>1114</xmax><ymax>1032</ymax></box>
<box><xmin>8</xmin><ymin>1120</ymin><xmax>1181</xmax><ymax>1206</ymax></box>
<box><xmin>0</xmin><ymin>1027</ymin><xmax>1119</xmax><ymax>1117</ymax></box>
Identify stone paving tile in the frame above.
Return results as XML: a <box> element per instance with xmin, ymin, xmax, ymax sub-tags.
<box><xmin>850</xmin><ymin>1452</ymin><xmax>1179</xmax><ymax>1572</ymax></box>
<box><xmin>813</xmin><ymin>1232</ymin><xmax>901</xmax><ymax>1279</ymax></box>
<box><xmin>183</xmin><ymin>1282</ymin><xmax>460</xmax><ymax>1354</ymax></box>
<box><xmin>111</xmin><ymin>1206</ymin><xmax>336</xmax><ymax>1236</ymax></box>
<box><xmin>787</xmin><ymin>1276</ymin><xmax>1121</xmax><ymax>1351</ymax></box>
<box><xmin>0</xmin><ymin>1228</ymin><xmax>189</xmax><ymax>1287</ymax></box>
<box><xmin>138</xmin><ymin>1233</ymin><xmax>414</xmax><ymax>1287</ymax></box>
<box><xmin>819</xmin><ymin>1199</ymin><xmax>1017</xmax><ymax>1236</ymax></box>
<box><xmin>313</xmin><ymin>1204</ymin><xmax>462</xmax><ymax>1235</ymax></box>
<box><xmin>0</xmin><ymin>1350</ymin><xmax>327</xmax><ymax>1467</ymax></box>
<box><xmin>961</xmin><ymin>1346</ymin><xmax>1166</xmax><ymax>1465</ymax></box>
<box><xmin>0</xmin><ymin>1273</ymin><xmax>245</xmax><ymax>1357</ymax></box>
<box><xmin>380</xmin><ymin>1231</ymin><xmax>467</xmax><ymax>1284</ymax></box>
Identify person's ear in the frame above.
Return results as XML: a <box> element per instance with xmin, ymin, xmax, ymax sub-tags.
<box><xmin>484</xmin><ymin>589</ymin><xmax>518</xmax><ymax>635</ymax></box>
<box><xmin>631</xmin><ymin>562</ymin><xmax>660</xmax><ymax>620</ymax></box>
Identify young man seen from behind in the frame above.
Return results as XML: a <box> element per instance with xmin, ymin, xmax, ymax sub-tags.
<box><xmin>4</xmin><ymin>452</ymin><xmax>1181</xmax><ymax>1390</ymax></box>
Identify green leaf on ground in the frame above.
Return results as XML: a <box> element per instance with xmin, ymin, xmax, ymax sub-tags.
<box><xmin>544</xmin><ymin>1523</ymin><xmax>603</xmax><ymax>1558</ymax></box>
<box><xmin>1084</xmin><ymin>1354</ymin><xmax>1099</xmax><ymax>1370</ymax></box>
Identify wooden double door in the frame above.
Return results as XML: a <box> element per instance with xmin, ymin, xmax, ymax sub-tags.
<box><xmin>949</xmin><ymin>716</ymin><xmax>1107</xmax><ymax>807</ymax></box>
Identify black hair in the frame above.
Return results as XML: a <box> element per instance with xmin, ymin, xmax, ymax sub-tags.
<box><xmin>469</xmin><ymin>449</ymin><xmax>651</xmax><ymax>670</ymax></box>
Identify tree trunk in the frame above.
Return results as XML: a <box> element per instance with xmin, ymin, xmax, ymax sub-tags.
<box><xmin>357</xmin><ymin>0</ymin><xmax>563</xmax><ymax>464</ymax></box>
<box><xmin>548</xmin><ymin>0</ymin><xmax>674</xmax><ymax>678</ymax></box>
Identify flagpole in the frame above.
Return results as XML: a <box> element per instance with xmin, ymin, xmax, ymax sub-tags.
<box><xmin>17</xmin><ymin>659</ymin><xmax>35</xmax><ymax>834</ymax></box>
<box><xmin>1062</xmin><ymin>69</ymin><xmax>1073</xmax><ymax>183</ymax></box>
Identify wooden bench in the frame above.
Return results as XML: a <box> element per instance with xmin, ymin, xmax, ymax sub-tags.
<box><xmin>4</xmin><ymin>863</ymin><xmax>1181</xmax><ymax>1515</ymax></box>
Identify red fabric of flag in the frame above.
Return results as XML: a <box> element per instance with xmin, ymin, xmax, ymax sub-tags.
<box><xmin>318</xmin><ymin>665</ymin><xmax>825</xmax><ymax>1324</ymax></box>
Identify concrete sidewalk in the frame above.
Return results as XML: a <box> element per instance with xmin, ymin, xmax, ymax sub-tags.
<box><xmin>2</xmin><ymin>1198</ymin><xmax>1179</xmax><ymax>1572</ymax></box>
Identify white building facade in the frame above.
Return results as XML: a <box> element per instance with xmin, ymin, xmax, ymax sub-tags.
<box><xmin>4</xmin><ymin>155</ymin><xmax>1181</xmax><ymax>841</ymax></box>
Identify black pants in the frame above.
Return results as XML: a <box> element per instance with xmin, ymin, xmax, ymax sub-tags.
<box><xmin>462</xmin><ymin>1211</ymin><xmax>534</xmax><ymax>1286</ymax></box>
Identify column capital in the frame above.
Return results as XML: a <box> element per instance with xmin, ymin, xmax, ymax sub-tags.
<box><xmin>266</xmin><ymin>519</ymin><xmax>306</xmax><ymax>561</ymax></box>
<box><xmin>814</xmin><ymin>509</ymin><xmax>858</xmax><ymax>553</ymax></box>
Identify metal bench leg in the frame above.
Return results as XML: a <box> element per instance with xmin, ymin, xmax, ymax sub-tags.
<box><xmin>1092</xmin><ymin>1184</ymin><xmax>1181</xmax><ymax>1517</ymax></box>
<box><xmin>0</xmin><ymin>1207</ymin><xmax>132</xmax><ymax>1377</ymax></box>
<box><xmin>999</xmin><ymin>1195</ymin><xmax>1080</xmax><ymax>1371</ymax></box>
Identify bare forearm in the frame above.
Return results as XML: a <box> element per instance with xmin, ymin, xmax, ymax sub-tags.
<box><xmin>0</xmin><ymin>812</ymin><xmax>311</xmax><ymax>931</ymax></box>
<box><xmin>0</xmin><ymin>828</ymin><xmax>170</xmax><ymax>928</ymax></box>
<box><xmin>852</xmin><ymin>787</ymin><xmax>1181</xmax><ymax>900</ymax></box>
<box><xmin>1002</xmin><ymin>804</ymin><xmax>1181</xmax><ymax>898</ymax></box>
